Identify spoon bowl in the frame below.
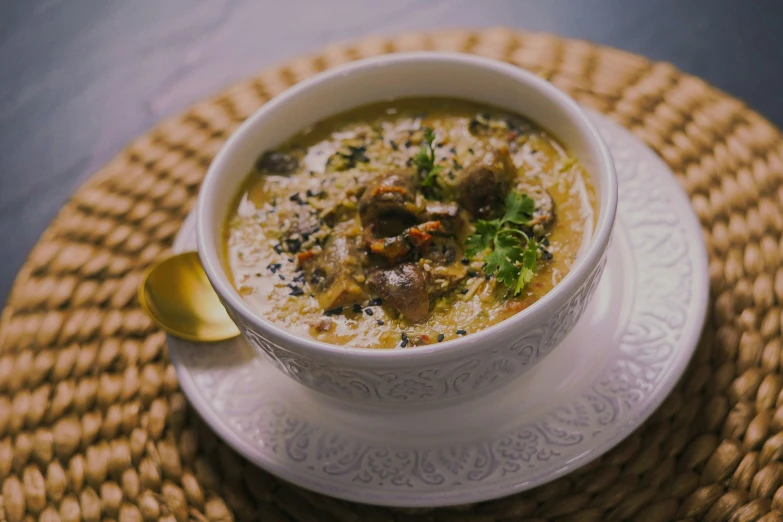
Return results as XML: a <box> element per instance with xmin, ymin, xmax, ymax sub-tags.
<box><xmin>138</xmin><ymin>252</ymin><xmax>240</xmax><ymax>342</ymax></box>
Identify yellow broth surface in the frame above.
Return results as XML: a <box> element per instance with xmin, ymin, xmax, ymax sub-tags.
<box><xmin>224</xmin><ymin>98</ymin><xmax>597</xmax><ymax>348</ymax></box>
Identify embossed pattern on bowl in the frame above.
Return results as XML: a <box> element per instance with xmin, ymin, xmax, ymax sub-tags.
<box><xmin>196</xmin><ymin>53</ymin><xmax>618</xmax><ymax>406</ymax></box>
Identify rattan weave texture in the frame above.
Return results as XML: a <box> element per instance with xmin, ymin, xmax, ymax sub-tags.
<box><xmin>2</xmin><ymin>28</ymin><xmax>783</xmax><ymax>521</ymax></box>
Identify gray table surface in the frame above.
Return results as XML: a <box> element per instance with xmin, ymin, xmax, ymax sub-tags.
<box><xmin>1</xmin><ymin>0</ymin><xmax>782</xmax><ymax>306</ymax></box>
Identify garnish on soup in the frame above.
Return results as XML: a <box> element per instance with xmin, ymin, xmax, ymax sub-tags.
<box><xmin>224</xmin><ymin>98</ymin><xmax>596</xmax><ymax>348</ymax></box>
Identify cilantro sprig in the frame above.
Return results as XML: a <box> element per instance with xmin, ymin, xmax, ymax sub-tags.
<box><xmin>465</xmin><ymin>191</ymin><xmax>545</xmax><ymax>295</ymax></box>
<box><xmin>413</xmin><ymin>128</ymin><xmax>444</xmax><ymax>196</ymax></box>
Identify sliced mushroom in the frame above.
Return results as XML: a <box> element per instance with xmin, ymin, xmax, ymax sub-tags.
<box><xmin>362</xmin><ymin>221</ymin><xmax>442</xmax><ymax>264</ymax></box>
<box><xmin>255</xmin><ymin>150</ymin><xmax>299</xmax><ymax>175</ymax></box>
<box><xmin>421</xmin><ymin>237</ymin><xmax>469</xmax><ymax>298</ymax></box>
<box><xmin>358</xmin><ymin>168</ymin><xmax>421</xmax><ymax>235</ymax></box>
<box><xmin>420</xmin><ymin>201</ymin><xmax>468</xmax><ymax>237</ymax></box>
<box><xmin>300</xmin><ymin>226</ymin><xmax>367</xmax><ymax>310</ymax></box>
<box><xmin>362</xmin><ymin>228</ymin><xmax>411</xmax><ymax>265</ymax></box>
<box><xmin>368</xmin><ymin>263</ymin><xmax>429</xmax><ymax>322</ymax></box>
<box><xmin>456</xmin><ymin>148</ymin><xmax>516</xmax><ymax>218</ymax></box>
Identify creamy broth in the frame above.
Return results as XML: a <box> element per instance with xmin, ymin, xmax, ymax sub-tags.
<box><xmin>224</xmin><ymin>98</ymin><xmax>597</xmax><ymax>348</ymax></box>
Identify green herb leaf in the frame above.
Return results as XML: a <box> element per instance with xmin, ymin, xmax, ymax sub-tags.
<box><xmin>413</xmin><ymin>127</ymin><xmax>443</xmax><ymax>198</ymax></box>
<box><xmin>501</xmin><ymin>191</ymin><xmax>535</xmax><ymax>225</ymax></box>
<box><xmin>514</xmin><ymin>239</ymin><xmax>539</xmax><ymax>295</ymax></box>
<box><xmin>423</xmin><ymin>127</ymin><xmax>436</xmax><ymax>145</ymax></box>
<box><xmin>523</xmin><ymin>240</ymin><xmax>538</xmax><ymax>269</ymax></box>
<box><xmin>413</xmin><ymin>127</ymin><xmax>436</xmax><ymax>172</ymax></box>
<box><xmin>413</xmin><ymin>148</ymin><xmax>432</xmax><ymax>172</ymax></box>
<box><xmin>421</xmin><ymin>165</ymin><xmax>443</xmax><ymax>188</ymax></box>
<box><xmin>464</xmin><ymin>190</ymin><xmax>547</xmax><ymax>295</ymax></box>
<box><xmin>464</xmin><ymin>219</ymin><xmax>497</xmax><ymax>258</ymax></box>
<box><xmin>492</xmin><ymin>234</ymin><xmax>523</xmax><ymax>288</ymax></box>
<box><xmin>515</xmin><ymin>266</ymin><xmax>535</xmax><ymax>294</ymax></box>
<box><xmin>484</xmin><ymin>248</ymin><xmax>517</xmax><ymax>288</ymax></box>
<box><xmin>494</xmin><ymin>233</ymin><xmax>524</xmax><ymax>260</ymax></box>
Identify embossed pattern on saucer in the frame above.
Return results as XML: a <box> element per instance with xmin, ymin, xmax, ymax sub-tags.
<box><xmin>167</xmin><ymin>110</ymin><xmax>709</xmax><ymax>507</ymax></box>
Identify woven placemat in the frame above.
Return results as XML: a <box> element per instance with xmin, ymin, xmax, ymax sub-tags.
<box><xmin>1</xmin><ymin>27</ymin><xmax>782</xmax><ymax>522</ymax></box>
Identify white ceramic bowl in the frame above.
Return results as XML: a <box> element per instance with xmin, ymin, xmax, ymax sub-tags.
<box><xmin>197</xmin><ymin>52</ymin><xmax>617</xmax><ymax>406</ymax></box>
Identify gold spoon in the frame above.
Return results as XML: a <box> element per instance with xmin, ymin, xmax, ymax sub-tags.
<box><xmin>138</xmin><ymin>252</ymin><xmax>240</xmax><ymax>342</ymax></box>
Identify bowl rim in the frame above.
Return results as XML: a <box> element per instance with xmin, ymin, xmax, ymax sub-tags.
<box><xmin>197</xmin><ymin>51</ymin><xmax>618</xmax><ymax>363</ymax></box>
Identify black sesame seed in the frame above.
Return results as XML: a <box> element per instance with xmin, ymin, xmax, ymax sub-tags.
<box><xmin>369</xmin><ymin>297</ymin><xmax>383</xmax><ymax>306</ymax></box>
<box><xmin>406</xmin><ymin>157</ymin><xmax>413</xmax><ymax>167</ymax></box>
<box><xmin>287</xmin><ymin>257</ymin><xmax>294</xmax><ymax>263</ymax></box>
<box><xmin>456</xmin><ymin>329</ymin><xmax>467</xmax><ymax>336</ymax></box>
<box><xmin>541</xmin><ymin>237</ymin><xmax>550</xmax><ymax>247</ymax></box>
<box><xmin>289</xmin><ymin>287</ymin><xmax>304</xmax><ymax>296</ymax></box>
<box><xmin>401</xmin><ymin>332</ymin><xmax>408</xmax><ymax>341</ymax></box>
<box><xmin>376</xmin><ymin>319</ymin><xmax>384</xmax><ymax>325</ymax></box>
<box><xmin>267</xmin><ymin>263</ymin><xmax>281</xmax><ymax>273</ymax></box>
<box><xmin>284</xmin><ymin>237</ymin><xmax>302</xmax><ymax>253</ymax></box>
<box><xmin>400</xmin><ymin>340</ymin><xmax>408</xmax><ymax>348</ymax></box>
<box><xmin>460</xmin><ymin>288</ymin><xmax>469</xmax><ymax>294</ymax></box>
<box><xmin>404</xmin><ymin>139</ymin><xmax>412</xmax><ymax>148</ymax></box>
<box><xmin>450</xmin><ymin>146</ymin><xmax>457</xmax><ymax>154</ymax></box>
<box><xmin>273</xmin><ymin>244</ymin><xmax>284</xmax><ymax>254</ymax></box>
<box><xmin>461</xmin><ymin>258</ymin><xmax>470</xmax><ymax>265</ymax></box>
<box><xmin>324</xmin><ymin>307</ymin><xmax>343</xmax><ymax>316</ymax></box>
<box><xmin>365</xmin><ymin>308</ymin><xmax>374</xmax><ymax>316</ymax></box>
<box><xmin>352</xmin><ymin>303</ymin><xmax>363</xmax><ymax>313</ymax></box>
<box><xmin>437</xmin><ymin>334</ymin><xmax>445</xmax><ymax>342</ymax></box>
<box><xmin>541</xmin><ymin>248</ymin><xmax>554</xmax><ymax>261</ymax></box>
<box><xmin>390</xmin><ymin>140</ymin><xmax>399</xmax><ymax>151</ymax></box>
<box><xmin>278</xmin><ymin>274</ymin><xmax>285</xmax><ymax>281</ymax></box>
<box><xmin>293</xmin><ymin>273</ymin><xmax>306</xmax><ymax>283</ymax></box>
<box><xmin>468</xmin><ymin>147</ymin><xmax>475</xmax><ymax>154</ymax></box>
<box><xmin>467</xmin><ymin>270</ymin><xmax>478</xmax><ymax>277</ymax></box>
<box><xmin>289</xmin><ymin>192</ymin><xmax>302</xmax><ymax>203</ymax></box>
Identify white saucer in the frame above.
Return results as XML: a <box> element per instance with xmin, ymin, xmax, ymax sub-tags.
<box><xmin>168</xmin><ymin>110</ymin><xmax>708</xmax><ymax>507</ymax></box>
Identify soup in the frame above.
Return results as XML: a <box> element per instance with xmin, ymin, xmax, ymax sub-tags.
<box><xmin>224</xmin><ymin>98</ymin><xmax>597</xmax><ymax>348</ymax></box>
